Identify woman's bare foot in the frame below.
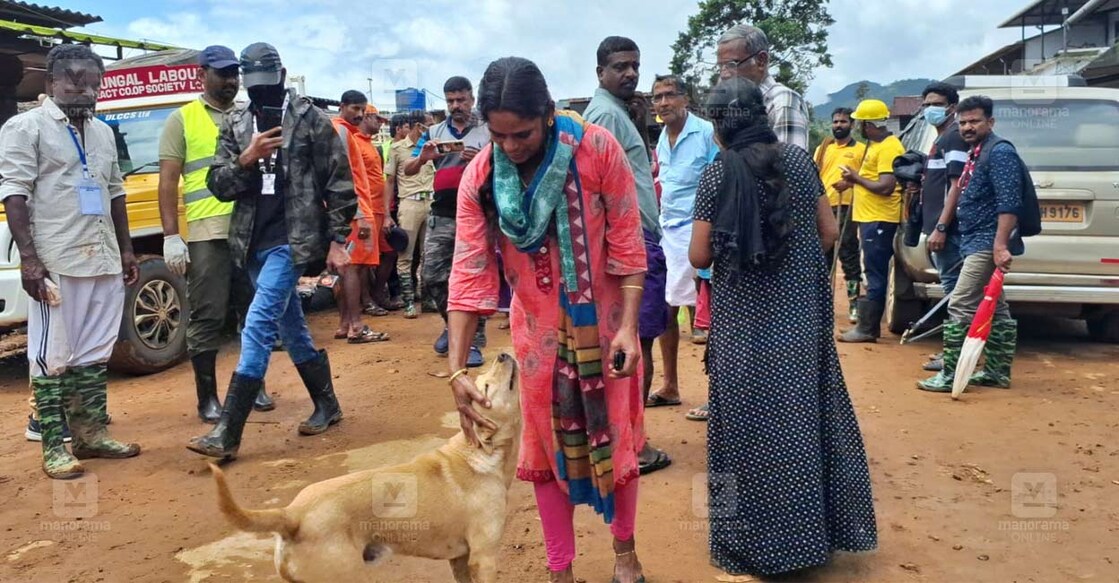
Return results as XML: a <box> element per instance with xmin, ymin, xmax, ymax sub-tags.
<box><xmin>548</xmin><ymin>566</ymin><xmax>575</xmax><ymax>583</ymax></box>
<box><xmin>613</xmin><ymin>537</ymin><xmax>644</xmax><ymax>583</ymax></box>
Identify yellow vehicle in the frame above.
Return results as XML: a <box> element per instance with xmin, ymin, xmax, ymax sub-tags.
<box><xmin>0</xmin><ymin>49</ymin><xmax>202</xmax><ymax>373</ymax></box>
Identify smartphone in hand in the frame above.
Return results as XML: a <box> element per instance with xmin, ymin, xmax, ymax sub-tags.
<box><xmin>613</xmin><ymin>350</ymin><xmax>626</xmax><ymax>372</ymax></box>
<box><xmin>436</xmin><ymin>140</ymin><xmax>466</xmax><ymax>154</ymax></box>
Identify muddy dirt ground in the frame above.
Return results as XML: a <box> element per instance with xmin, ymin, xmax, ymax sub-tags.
<box><xmin>1</xmin><ymin>297</ymin><xmax>1117</xmax><ymax>583</ymax></box>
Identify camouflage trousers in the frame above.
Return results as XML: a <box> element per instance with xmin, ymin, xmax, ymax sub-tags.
<box><xmin>423</xmin><ymin>215</ymin><xmax>487</xmax><ymax>345</ymax></box>
<box><xmin>947</xmin><ymin>250</ymin><xmax>1017</xmax><ymax>388</ymax></box>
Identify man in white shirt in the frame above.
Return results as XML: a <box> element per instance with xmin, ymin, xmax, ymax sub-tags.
<box><xmin>0</xmin><ymin>44</ymin><xmax>142</xmax><ymax>480</ymax></box>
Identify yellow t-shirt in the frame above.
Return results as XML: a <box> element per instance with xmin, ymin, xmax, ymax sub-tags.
<box><xmin>813</xmin><ymin>139</ymin><xmax>866</xmax><ymax>206</ymax></box>
<box><xmin>853</xmin><ymin>134</ymin><xmax>904</xmax><ymax>223</ymax></box>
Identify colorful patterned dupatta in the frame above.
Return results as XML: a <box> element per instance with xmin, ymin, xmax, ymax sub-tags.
<box><xmin>492</xmin><ymin>112</ymin><xmax>617</xmax><ymax>523</ymax></box>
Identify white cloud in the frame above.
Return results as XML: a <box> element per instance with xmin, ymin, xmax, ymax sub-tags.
<box><xmin>86</xmin><ymin>0</ymin><xmax>1036</xmax><ymax>111</ymax></box>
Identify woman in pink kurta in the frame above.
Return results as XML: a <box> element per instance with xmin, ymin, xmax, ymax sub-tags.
<box><xmin>445</xmin><ymin>57</ymin><xmax>648</xmax><ymax>583</ymax></box>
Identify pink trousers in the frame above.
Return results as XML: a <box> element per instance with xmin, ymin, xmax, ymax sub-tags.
<box><xmin>533</xmin><ymin>478</ymin><xmax>640</xmax><ymax>572</ymax></box>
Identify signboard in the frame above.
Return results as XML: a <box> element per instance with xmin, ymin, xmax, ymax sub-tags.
<box><xmin>99</xmin><ymin>65</ymin><xmax>202</xmax><ymax>102</ymax></box>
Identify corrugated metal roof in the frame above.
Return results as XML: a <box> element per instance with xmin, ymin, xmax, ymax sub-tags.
<box><xmin>998</xmin><ymin>0</ymin><xmax>1119</xmax><ymax>28</ymax></box>
<box><xmin>0</xmin><ymin>19</ymin><xmax>180</xmax><ymax>51</ymax></box>
<box><xmin>0</xmin><ymin>0</ymin><xmax>100</xmax><ymax>28</ymax></box>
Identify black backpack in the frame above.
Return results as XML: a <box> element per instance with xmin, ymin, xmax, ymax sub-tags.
<box><xmin>975</xmin><ymin>134</ymin><xmax>1042</xmax><ymax>237</ymax></box>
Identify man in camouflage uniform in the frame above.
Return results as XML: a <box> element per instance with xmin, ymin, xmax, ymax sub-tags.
<box><xmin>187</xmin><ymin>43</ymin><xmax>356</xmax><ymax>460</ymax></box>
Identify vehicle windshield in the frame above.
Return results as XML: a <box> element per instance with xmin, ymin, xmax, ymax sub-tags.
<box><xmin>992</xmin><ymin>99</ymin><xmax>1119</xmax><ymax>171</ymax></box>
<box><xmin>97</xmin><ymin>107</ymin><xmax>178</xmax><ymax>176</ymax></box>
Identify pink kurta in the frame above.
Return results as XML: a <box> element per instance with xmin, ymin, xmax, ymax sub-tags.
<box><xmin>449</xmin><ymin>123</ymin><xmax>647</xmax><ymax>488</ymax></box>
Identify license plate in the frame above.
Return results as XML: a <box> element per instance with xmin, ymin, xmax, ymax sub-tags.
<box><xmin>1040</xmin><ymin>202</ymin><xmax>1086</xmax><ymax>223</ymax></box>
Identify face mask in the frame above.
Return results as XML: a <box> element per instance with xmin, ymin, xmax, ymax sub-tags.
<box><xmin>247</xmin><ymin>84</ymin><xmax>285</xmax><ymax>107</ymax></box>
<box><xmin>924</xmin><ymin>106</ymin><xmax>948</xmax><ymax>127</ymax></box>
<box><xmin>832</xmin><ymin>127</ymin><xmax>850</xmax><ymax>140</ymax></box>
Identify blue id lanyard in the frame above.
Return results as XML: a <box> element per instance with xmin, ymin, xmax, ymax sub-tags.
<box><xmin>66</xmin><ymin>123</ymin><xmax>105</xmax><ymax>215</ymax></box>
<box><xmin>65</xmin><ymin>125</ymin><xmax>91</xmax><ymax>179</ymax></box>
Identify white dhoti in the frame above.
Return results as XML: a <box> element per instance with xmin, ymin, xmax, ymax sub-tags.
<box><xmin>661</xmin><ymin>223</ymin><xmax>698</xmax><ymax>307</ymax></box>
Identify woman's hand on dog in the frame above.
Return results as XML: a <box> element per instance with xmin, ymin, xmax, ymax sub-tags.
<box><xmin>452</xmin><ymin>374</ymin><xmax>497</xmax><ymax>448</ymax></box>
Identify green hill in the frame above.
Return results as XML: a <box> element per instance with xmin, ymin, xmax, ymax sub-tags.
<box><xmin>811</xmin><ymin>78</ymin><xmax>937</xmax><ymax>120</ymax></box>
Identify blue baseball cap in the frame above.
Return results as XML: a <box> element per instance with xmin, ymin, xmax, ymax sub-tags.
<box><xmin>199</xmin><ymin>45</ymin><xmax>239</xmax><ymax>69</ymax></box>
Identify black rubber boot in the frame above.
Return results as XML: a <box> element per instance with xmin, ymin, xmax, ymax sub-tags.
<box><xmin>254</xmin><ymin>381</ymin><xmax>275</xmax><ymax>412</ymax></box>
<box><xmin>838</xmin><ymin>299</ymin><xmax>883</xmax><ymax>343</ymax></box>
<box><xmin>186</xmin><ymin>373</ymin><xmax>260</xmax><ymax>459</ymax></box>
<box><xmin>191</xmin><ymin>351</ymin><xmax>222</xmax><ymax>424</ymax></box>
<box><xmin>295</xmin><ymin>350</ymin><xmax>342</xmax><ymax>436</ymax></box>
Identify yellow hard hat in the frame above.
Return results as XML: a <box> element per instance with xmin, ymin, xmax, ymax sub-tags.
<box><xmin>851</xmin><ymin>99</ymin><xmax>890</xmax><ymax>121</ymax></box>
<box><xmin>655</xmin><ymin>114</ymin><xmax>664</xmax><ymax>124</ymax></box>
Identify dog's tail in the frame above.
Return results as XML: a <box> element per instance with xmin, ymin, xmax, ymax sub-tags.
<box><xmin>209</xmin><ymin>463</ymin><xmax>295</xmax><ymax>537</ymax></box>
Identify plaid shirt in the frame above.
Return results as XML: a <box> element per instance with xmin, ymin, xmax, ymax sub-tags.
<box><xmin>760</xmin><ymin>76</ymin><xmax>809</xmax><ymax>150</ymax></box>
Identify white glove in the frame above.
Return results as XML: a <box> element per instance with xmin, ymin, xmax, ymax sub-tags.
<box><xmin>163</xmin><ymin>234</ymin><xmax>190</xmax><ymax>276</ymax></box>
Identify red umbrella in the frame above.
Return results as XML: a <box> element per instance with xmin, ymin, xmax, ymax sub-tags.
<box><xmin>952</xmin><ymin>269</ymin><xmax>1006</xmax><ymax>399</ymax></box>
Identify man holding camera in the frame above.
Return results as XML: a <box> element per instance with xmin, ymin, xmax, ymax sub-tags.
<box><xmin>187</xmin><ymin>43</ymin><xmax>356</xmax><ymax>460</ymax></box>
<box><xmin>406</xmin><ymin>76</ymin><xmax>490</xmax><ymax>367</ymax></box>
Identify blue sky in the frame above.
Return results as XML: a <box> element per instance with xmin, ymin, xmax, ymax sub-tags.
<box><xmin>58</xmin><ymin>0</ymin><xmax>1028</xmax><ymax>110</ymax></box>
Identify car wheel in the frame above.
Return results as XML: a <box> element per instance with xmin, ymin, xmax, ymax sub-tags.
<box><xmin>109</xmin><ymin>254</ymin><xmax>189</xmax><ymax>375</ymax></box>
<box><xmin>886</xmin><ymin>257</ymin><xmax>926</xmax><ymax>336</ymax></box>
<box><xmin>1087</xmin><ymin>312</ymin><xmax>1119</xmax><ymax>343</ymax></box>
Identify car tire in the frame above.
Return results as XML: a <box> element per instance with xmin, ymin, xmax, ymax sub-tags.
<box><xmin>1087</xmin><ymin>312</ymin><xmax>1119</xmax><ymax>344</ymax></box>
<box><xmin>886</xmin><ymin>257</ymin><xmax>926</xmax><ymax>336</ymax></box>
<box><xmin>109</xmin><ymin>254</ymin><xmax>189</xmax><ymax>375</ymax></box>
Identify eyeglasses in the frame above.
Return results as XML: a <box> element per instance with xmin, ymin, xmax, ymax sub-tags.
<box><xmin>651</xmin><ymin>91</ymin><xmax>683</xmax><ymax>103</ymax></box>
<box><xmin>716</xmin><ymin>51</ymin><xmax>763</xmax><ymax>72</ymax></box>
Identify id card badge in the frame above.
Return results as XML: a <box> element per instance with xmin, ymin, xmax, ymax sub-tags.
<box><xmin>77</xmin><ymin>176</ymin><xmax>105</xmax><ymax>215</ymax></box>
<box><xmin>261</xmin><ymin>173</ymin><xmax>276</xmax><ymax>195</ymax></box>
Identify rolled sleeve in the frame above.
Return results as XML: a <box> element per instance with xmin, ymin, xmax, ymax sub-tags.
<box><xmin>107</xmin><ymin>158</ymin><xmax>126</xmax><ymax>199</ymax></box>
<box><xmin>448</xmin><ymin>153</ymin><xmax>499</xmax><ymax>315</ymax></box>
<box><xmin>0</xmin><ymin>118</ymin><xmax>37</xmax><ymax>201</ymax></box>
<box><xmin>990</xmin><ymin>146</ymin><xmax>1022</xmax><ymax>215</ymax></box>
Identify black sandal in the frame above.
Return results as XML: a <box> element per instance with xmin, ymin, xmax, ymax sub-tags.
<box><xmin>639</xmin><ymin>449</ymin><xmax>672</xmax><ymax>475</ymax></box>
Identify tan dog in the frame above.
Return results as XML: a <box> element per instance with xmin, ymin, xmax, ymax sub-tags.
<box><xmin>209</xmin><ymin>353</ymin><xmax>521</xmax><ymax>583</ymax></box>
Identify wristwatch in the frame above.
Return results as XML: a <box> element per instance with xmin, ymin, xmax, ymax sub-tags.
<box><xmin>935</xmin><ymin>223</ymin><xmax>948</xmax><ymax>233</ymax></box>
<box><xmin>331</xmin><ymin>233</ymin><xmax>348</xmax><ymax>244</ymax></box>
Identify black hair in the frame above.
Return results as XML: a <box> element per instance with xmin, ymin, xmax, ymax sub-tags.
<box><xmin>390</xmin><ymin>113</ymin><xmax>410</xmax><ymax>136</ymax></box>
<box><xmin>957</xmin><ymin>95</ymin><xmax>994</xmax><ymax>118</ymax></box>
<box><xmin>653</xmin><ymin>74</ymin><xmax>690</xmax><ymax>100</ymax></box>
<box><xmin>477</xmin><ymin>57</ymin><xmax>553</xmax><ymax>122</ymax></box>
<box><xmin>443</xmin><ymin>76</ymin><xmax>472</xmax><ymax>94</ymax></box>
<box><xmin>831</xmin><ymin>107</ymin><xmax>854</xmax><ymax>119</ymax></box>
<box><xmin>340</xmin><ymin>90</ymin><xmax>367</xmax><ymax>106</ymax></box>
<box><xmin>407</xmin><ymin>109</ymin><xmax>427</xmax><ymax>125</ymax></box>
<box><xmin>45</xmin><ymin>44</ymin><xmax>105</xmax><ymax>80</ymax></box>
<box><xmin>704</xmin><ymin>77</ymin><xmax>790</xmax><ymax>268</ymax></box>
<box><xmin>922</xmin><ymin>82</ymin><xmax>960</xmax><ymax>105</ymax></box>
<box><xmin>596</xmin><ymin>36</ymin><xmax>639</xmax><ymax>67</ymax></box>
